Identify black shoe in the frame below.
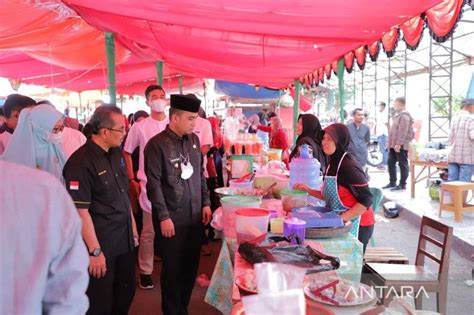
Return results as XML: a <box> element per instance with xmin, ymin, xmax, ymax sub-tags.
<box><xmin>390</xmin><ymin>185</ymin><xmax>406</xmax><ymax>191</ymax></box>
<box><xmin>382</xmin><ymin>183</ymin><xmax>396</xmax><ymax>189</ymax></box>
<box><xmin>139</xmin><ymin>274</ymin><xmax>154</xmax><ymax>290</ymax></box>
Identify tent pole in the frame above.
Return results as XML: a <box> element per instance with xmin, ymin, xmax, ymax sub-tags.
<box><xmin>293</xmin><ymin>80</ymin><xmax>301</xmax><ymax>146</ymax></box>
<box><xmin>78</xmin><ymin>92</ymin><xmax>83</xmax><ymax>121</ymax></box>
<box><xmin>156</xmin><ymin>61</ymin><xmax>163</xmax><ymax>86</ymax></box>
<box><xmin>178</xmin><ymin>75</ymin><xmax>183</xmax><ymax>94</ymax></box>
<box><xmin>105</xmin><ymin>32</ymin><xmax>116</xmax><ymax>105</ymax></box>
<box><xmin>337</xmin><ymin>58</ymin><xmax>345</xmax><ymax>123</ymax></box>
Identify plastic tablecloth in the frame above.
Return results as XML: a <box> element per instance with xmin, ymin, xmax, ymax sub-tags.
<box><xmin>205</xmin><ymin>234</ymin><xmax>363</xmax><ymax>314</ymax></box>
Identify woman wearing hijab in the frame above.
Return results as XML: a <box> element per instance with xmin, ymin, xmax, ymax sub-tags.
<box><xmin>257</xmin><ymin>115</ymin><xmax>290</xmax><ymax>164</ymax></box>
<box><xmin>289</xmin><ymin>114</ymin><xmax>327</xmax><ymax>173</ymax></box>
<box><xmin>294</xmin><ymin>123</ymin><xmax>375</xmax><ymax>253</ymax></box>
<box><xmin>1</xmin><ymin>104</ymin><xmax>66</xmax><ymax>182</ymax></box>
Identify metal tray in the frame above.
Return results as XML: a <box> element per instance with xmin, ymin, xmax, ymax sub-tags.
<box><xmin>305</xmin><ymin>221</ymin><xmax>352</xmax><ymax>239</ymax></box>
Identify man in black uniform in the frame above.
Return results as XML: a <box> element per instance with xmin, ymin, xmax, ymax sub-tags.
<box><xmin>63</xmin><ymin>105</ymin><xmax>138</xmax><ymax>315</ymax></box>
<box><xmin>145</xmin><ymin>94</ymin><xmax>212</xmax><ymax>315</ymax></box>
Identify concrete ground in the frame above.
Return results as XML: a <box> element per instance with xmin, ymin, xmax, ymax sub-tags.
<box><xmin>368</xmin><ymin>165</ymin><xmax>474</xmax><ymax>258</ymax></box>
<box><xmin>369</xmin><ymin>213</ymin><xmax>474</xmax><ymax>315</ymax></box>
<box><xmin>129</xmin><ymin>240</ymin><xmax>222</xmax><ymax>315</ymax></box>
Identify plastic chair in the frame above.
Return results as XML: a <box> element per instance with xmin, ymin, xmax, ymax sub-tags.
<box><xmin>369</xmin><ymin>187</ymin><xmax>384</xmax><ymax>246</ymax></box>
<box><xmin>363</xmin><ymin>216</ymin><xmax>453</xmax><ymax>315</ymax></box>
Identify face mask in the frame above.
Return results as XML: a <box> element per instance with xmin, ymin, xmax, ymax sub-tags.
<box><xmin>150</xmin><ymin>99</ymin><xmax>167</xmax><ymax>112</ymax></box>
<box><xmin>47</xmin><ymin>131</ymin><xmax>63</xmax><ymax>144</ymax></box>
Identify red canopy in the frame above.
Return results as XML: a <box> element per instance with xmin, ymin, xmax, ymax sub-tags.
<box><xmin>0</xmin><ymin>0</ymin><xmax>465</xmax><ymax>90</ymax></box>
<box><xmin>0</xmin><ymin>3</ymin><xmax>200</xmax><ymax>93</ymax></box>
<box><xmin>62</xmin><ymin>0</ymin><xmax>462</xmax><ymax>87</ymax></box>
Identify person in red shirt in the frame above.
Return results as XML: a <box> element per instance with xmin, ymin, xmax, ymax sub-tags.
<box><xmin>295</xmin><ymin>123</ymin><xmax>375</xmax><ymax>253</ymax></box>
<box><xmin>257</xmin><ymin>115</ymin><xmax>289</xmax><ymax>164</ymax></box>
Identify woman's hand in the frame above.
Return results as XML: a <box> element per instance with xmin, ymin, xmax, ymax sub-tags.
<box><xmin>293</xmin><ymin>183</ymin><xmax>310</xmax><ymax>192</ymax></box>
<box><xmin>293</xmin><ymin>183</ymin><xmax>323</xmax><ymax>199</ymax></box>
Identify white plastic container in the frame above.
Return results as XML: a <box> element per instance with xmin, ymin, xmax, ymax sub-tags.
<box><xmin>235</xmin><ymin>208</ymin><xmax>270</xmax><ymax>244</ymax></box>
<box><xmin>221</xmin><ymin>196</ymin><xmax>261</xmax><ymax>238</ymax></box>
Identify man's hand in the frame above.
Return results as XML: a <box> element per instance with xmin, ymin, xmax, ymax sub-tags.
<box><xmin>160</xmin><ymin>218</ymin><xmax>175</xmax><ymax>238</ymax></box>
<box><xmin>89</xmin><ymin>253</ymin><xmax>106</xmax><ymax>278</ymax></box>
<box><xmin>129</xmin><ymin>179</ymin><xmax>140</xmax><ymax>195</ymax></box>
<box><xmin>202</xmin><ymin>206</ymin><xmax>212</xmax><ymax>225</ymax></box>
<box><xmin>128</xmin><ymin>180</ymin><xmax>140</xmax><ymax>213</ymax></box>
<box><xmin>394</xmin><ymin>144</ymin><xmax>401</xmax><ymax>153</ymax></box>
<box><xmin>132</xmin><ymin>218</ymin><xmax>139</xmax><ymax>247</ymax></box>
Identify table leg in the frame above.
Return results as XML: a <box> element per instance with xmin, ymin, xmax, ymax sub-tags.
<box><xmin>454</xmin><ymin>189</ymin><xmax>463</xmax><ymax>222</ymax></box>
<box><xmin>410</xmin><ymin>163</ymin><xmax>415</xmax><ymax>198</ymax></box>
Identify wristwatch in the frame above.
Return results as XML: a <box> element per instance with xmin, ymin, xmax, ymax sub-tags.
<box><xmin>89</xmin><ymin>248</ymin><xmax>102</xmax><ymax>257</ymax></box>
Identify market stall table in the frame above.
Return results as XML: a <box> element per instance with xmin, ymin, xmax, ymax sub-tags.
<box><xmin>205</xmin><ymin>234</ymin><xmax>363</xmax><ymax>314</ymax></box>
<box><xmin>410</xmin><ymin>160</ymin><xmax>448</xmax><ymax>198</ymax></box>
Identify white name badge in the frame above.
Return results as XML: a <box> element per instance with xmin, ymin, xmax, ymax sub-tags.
<box><xmin>181</xmin><ymin>162</ymin><xmax>194</xmax><ymax>180</ymax></box>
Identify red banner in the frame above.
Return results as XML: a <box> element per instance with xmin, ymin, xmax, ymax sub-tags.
<box><xmin>426</xmin><ymin>0</ymin><xmax>464</xmax><ymax>42</ymax></box>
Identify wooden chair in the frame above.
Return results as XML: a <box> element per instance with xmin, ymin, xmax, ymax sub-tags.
<box><xmin>363</xmin><ymin>216</ymin><xmax>453</xmax><ymax>315</ymax></box>
<box><xmin>364</xmin><ymin>247</ymin><xmax>409</xmax><ymax>264</ymax></box>
<box><xmin>439</xmin><ymin>181</ymin><xmax>474</xmax><ymax>221</ymax></box>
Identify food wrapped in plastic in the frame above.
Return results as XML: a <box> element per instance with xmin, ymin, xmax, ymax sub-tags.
<box><xmin>241</xmin><ymin>263</ymin><xmax>306</xmax><ymax>315</ymax></box>
<box><xmin>238</xmin><ymin>241</ymin><xmax>340</xmax><ymax>274</ymax></box>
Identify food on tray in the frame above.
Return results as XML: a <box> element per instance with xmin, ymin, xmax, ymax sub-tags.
<box><xmin>304</xmin><ymin>275</ymin><xmax>375</xmax><ymax>306</ymax></box>
<box><xmin>215</xmin><ymin>187</ymin><xmax>267</xmax><ymax>197</ymax></box>
<box><xmin>282</xmin><ymin>197</ymin><xmax>307</xmax><ymax>212</ymax></box>
<box><xmin>234</xmin><ymin>188</ymin><xmax>266</xmax><ymax>196</ymax></box>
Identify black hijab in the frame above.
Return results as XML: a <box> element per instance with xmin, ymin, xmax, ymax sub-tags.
<box><xmin>323</xmin><ymin>123</ymin><xmax>351</xmax><ymax>176</ymax></box>
<box><xmin>290</xmin><ymin>114</ymin><xmax>326</xmax><ymax>172</ymax></box>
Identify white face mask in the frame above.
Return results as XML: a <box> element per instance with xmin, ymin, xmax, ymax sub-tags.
<box><xmin>150</xmin><ymin>99</ymin><xmax>167</xmax><ymax>113</ymax></box>
<box><xmin>47</xmin><ymin>131</ymin><xmax>63</xmax><ymax>144</ymax></box>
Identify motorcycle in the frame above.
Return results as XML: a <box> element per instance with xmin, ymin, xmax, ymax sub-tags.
<box><xmin>367</xmin><ymin>136</ymin><xmax>384</xmax><ymax>168</ymax></box>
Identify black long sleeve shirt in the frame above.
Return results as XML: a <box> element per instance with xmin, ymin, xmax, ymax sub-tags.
<box><xmin>144</xmin><ymin>126</ymin><xmax>210</xmax><ymax>227</ymax></box>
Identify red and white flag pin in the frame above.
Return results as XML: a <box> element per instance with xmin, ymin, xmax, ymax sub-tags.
<box><xmin>70</xmin><ymin>181</ymin><xmax>80</xmax><ymax>190</ymax></box>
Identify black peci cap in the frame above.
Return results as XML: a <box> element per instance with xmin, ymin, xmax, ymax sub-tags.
<box><xmin>170</xmin><ymin>94</ymin><xmax>201</xmax><ymax>113</ymax></box>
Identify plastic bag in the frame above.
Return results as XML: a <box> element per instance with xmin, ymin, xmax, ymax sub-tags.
<box><xmin>210</xmin><ymin>207</ymin><xmax>223</xmax><ymax>230</ymax></box>
<box><xmin>242</xmin><ymin>263</ymin><xmax>306</xmax><ymax>315</ymax></box>
<box><xmin>383</xmin><ymin>201</ymin><xmax>399</xmax><ymax>218</ymax></box>
<box><xmin>238</xmin><ymin>242</ymin><xmax>340</xmax><ymax>274</ymax></box>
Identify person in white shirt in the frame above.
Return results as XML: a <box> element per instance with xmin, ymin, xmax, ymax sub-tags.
<box><xmin>0</xmin><ymin>160</ymin><xmax>89</xmax><ymax>315</ymax></box>
<box><xmin>123</xmin><ymin>85</ymin><xmax>169</xmax><ymax>290</ymax></box>
<box><xmin>61</xmin><ymin>126</ymin><xmax>87</xmax><ymax>160</ymax></box>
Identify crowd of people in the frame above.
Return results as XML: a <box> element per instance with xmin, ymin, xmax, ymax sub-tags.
<box><xmin>0</xmin><ymin>88</ymin><xmax>220</xmax><ymax>315</ymax></box>
<box><xmin>2</xmin><ymin>86</ymin><xmax>472</xmax><ymax>314</ymax></box>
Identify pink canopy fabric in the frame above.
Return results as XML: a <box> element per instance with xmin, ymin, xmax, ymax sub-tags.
<box><xmin>63</xmin><ymin>0</ymin><xmax>448</xmax><ymax>88</ymax></box>
<box><xmin>0</xmin><ymin>52</ymin><xmax>201</xmax><ymax>94</ymax></box>
<box><xmin>0</xmin><ymin>0</ymin><xmax>465</xmax><ymax>91</ymax></box>
<box><xmin>0</xmin><ymin>2</ymin><xmax>199</xmax><ymax>93</ymax></box>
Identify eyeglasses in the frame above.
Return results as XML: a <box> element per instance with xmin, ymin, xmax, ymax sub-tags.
<box><xmin>106</xmin><ymin>127</ymin><xmax>125</xmax><ymax>133</ymax></box>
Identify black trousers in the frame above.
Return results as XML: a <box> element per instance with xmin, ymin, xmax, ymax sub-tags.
<box><xmin>388</xmin><ymin>148</ymin><xmax>409</xmax><ymax>186</ymax></box>
<box><xmin>358</xmin><ymin>224</ymin><xmax>375</xmax><ymax>254</ymax></box>
<box><xmin>86</xmin><ymin>250</ymin><xmax>136</xmax><ymax>315</ymax></box>
<box><xmin>202</xmin><ymin>177</ymin><xmax>221</xmax><ymax>245</ymax></box>
<box><xmin>157</xmin><ymin>224</ymin><xmax>202</xmax><ymax>315</ymax></box>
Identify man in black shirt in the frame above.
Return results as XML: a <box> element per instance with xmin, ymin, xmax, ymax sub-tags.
<box><xmin>145</xmin><ymin>94</ymin><xmax>212</xmax><ymax>315</ymax></box>
<box><xmin>63</xmin><ymin>105</ymin><xmax>138</xmax><ymax>315</ymax></box>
